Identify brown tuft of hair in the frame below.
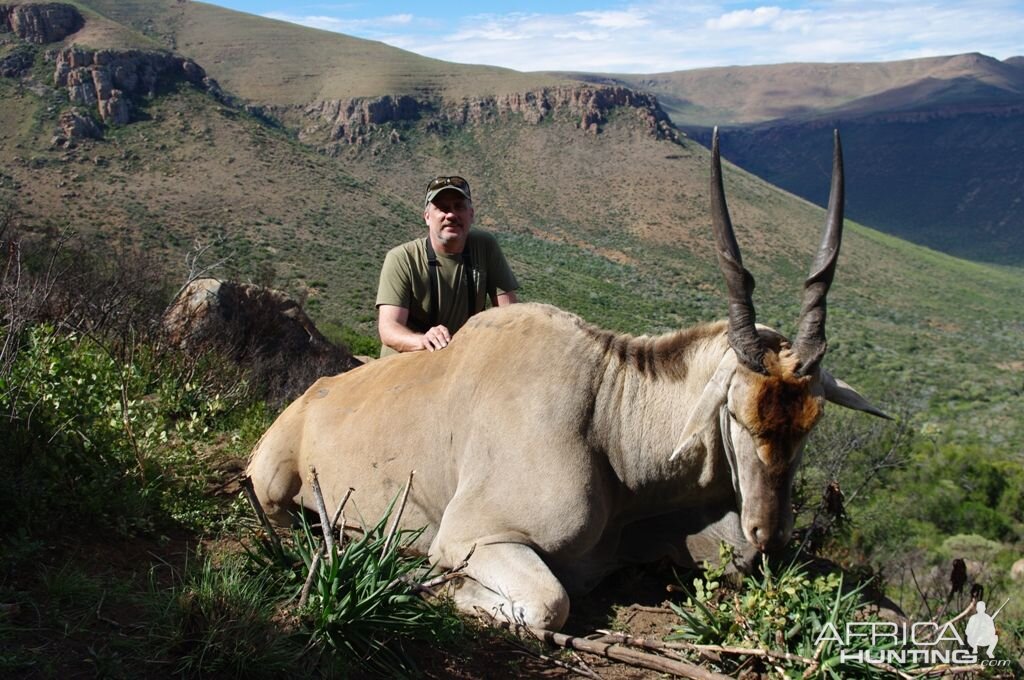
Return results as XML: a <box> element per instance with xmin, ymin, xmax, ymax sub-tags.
<box><xmin>581</xmin><ymin>320</ymin><xmax>727</xmax><ymax>381</ymax></box>
<box><xmin>739</xmin><ymin>355</ymin><xmax>822</xmax><ymax>464</ymax></box>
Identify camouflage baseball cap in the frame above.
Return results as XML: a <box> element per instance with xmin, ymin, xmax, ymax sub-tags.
<box><xmin>424</xmin><ymin>175</ymin><xmax>472</xmax><ymax>206</ymax></box>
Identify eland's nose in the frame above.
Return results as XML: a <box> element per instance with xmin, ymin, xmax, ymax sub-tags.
<box><xmin>751</xmin><ymin>525</ymin><xmax>786</xmax><ymax>552</ymax></box>
<box><xmin>752</xmin><ymin>525</ymin><xmax>770</xmax><ymax>552</ymax></box>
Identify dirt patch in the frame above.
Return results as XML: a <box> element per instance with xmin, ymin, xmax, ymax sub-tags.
<box><xmin>409</xmin><ymin>562</ymin><xmax>697</xmax><ymax>679</ymax></box>
<box><xmin>1</xmin><ymin>529</ymin><xmax>198</xmax><ymax>679</ymax></box>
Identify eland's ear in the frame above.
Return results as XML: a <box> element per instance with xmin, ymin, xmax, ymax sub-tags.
<box><xmin>821</xmin><ymin>370</ymin><xmax>891</xmax><ymax>419</ymax></box>
<box><xmin>671</xmin><ymin>350</ymin><xmax>738</xmax><ymax>460</ymax></box>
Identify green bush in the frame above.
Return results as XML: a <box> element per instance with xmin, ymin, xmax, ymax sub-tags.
<box><xmin>669</xmin><ymin>550</ymin><xmax>898</xmax><ymax>678</ymax></box>
<box><xmin>241</xmin><ymin>495</ymin><xmax>464</xmax><ymax>677</ymax></box>
<box><xmin>0</xmin><ymin>325</ymin><xmax>263</xmax><ymax>538</ymax></box>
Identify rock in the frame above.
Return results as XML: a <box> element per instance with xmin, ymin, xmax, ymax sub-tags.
<box><xmin>52</xmin><ymin>46</ymin><xmax>211</xmax><ymax>125</ymax></box>
<box><xmin>303</xmin><ymin>85</ymin><xmax>680</xmax><ymax>146</ymax></box>
<box><xmin>98</xmin><ymin>90</ymin><xmax>129</xmax><ymax>125</ymax></box>
<box><xmin>303</xmin><ymin>94</ymin><xmax>421</xmax><ymax>143</ymax></box>
<box><xmin>0</xmin><ymin>45</ymin><xmax>33</xmax><ymax>77</ymax></box>
<box><xmin>163</xmin><ymin>278</ymin><xmax>362</xmax><ymax>402</ymax></box>
<box><xmin>1011</xmin><ymin>558</ymin><xmax>1024</xmax><ymax>580</ymax></box>
<box><xmin>0</xmin><ymin>3</ymin><xmax>83</xmax><ymax>44</ymax></box>
<box><xmin>58</xmin><ymin>108</ymin><xmax>101</xmax><ymax>140</ymax></box>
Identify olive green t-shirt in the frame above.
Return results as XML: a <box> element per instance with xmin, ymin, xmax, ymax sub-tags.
<box><xmin>375</xmin><ymin>230</ymin><xmax>519</xmax><ymax>357</ymax></box>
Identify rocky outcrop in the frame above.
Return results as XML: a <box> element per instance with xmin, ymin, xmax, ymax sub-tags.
<box><xmin>304</xmin><ymin>95</ymin><xmax>421</xmax><ymax>144</ymax></box>
<box><xmin>445</xmin><ymin>86</ymin><xmax>675</xmax><ymax>136</ymax></box>
<box><xmin>0</xmin><ymin>3</ymin><xmax>83</xmax><ymax>44</ymax></box>
<box><xmin>164</xmin><ymin>278</ymin><xmax>361</xmax><ymax>403</ymax></box>
<box><xmin>0</xmin><ymin>44</ymin><xmax>33</xmax><ymax>77</ymax></box>
<box><xmin>51</xmin><ymin>108</ymin><xmax>101</xmax><ymax>147</ymax></box>
<box><xmin>302</xmin><ymin>85</ymin><xmax>680</xmax><ymax>145</ymax></box>
<box><xmin>52</xmin><ymin>47</ymin><xmax>208</xmax><ymax>125</ymax></box>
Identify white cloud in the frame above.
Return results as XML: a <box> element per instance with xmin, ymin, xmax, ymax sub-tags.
<box><xmin>262</xmin><ymin>11</ymin><xmax>413</xmax><ymax>34</ymax></box>
<box><xmin>577</xmin><ymin>9</ymin><xmax>650</xmax><ymax>29</ymax></box>
<box><xmin>258</xmin><ymin>1</ymin><xmax>1024</xmax><ymax>73</ymax></box>
<box><xmin>705</xmin><ymin>6</ymin><xmax>783</xmax><ymax>31</ymax></box>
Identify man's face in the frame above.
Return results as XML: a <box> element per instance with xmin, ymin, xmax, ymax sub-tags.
<box><xmin>424</xmin><ymin>189</ymin><xmax>474</xmax><ymax>252</ymax></box>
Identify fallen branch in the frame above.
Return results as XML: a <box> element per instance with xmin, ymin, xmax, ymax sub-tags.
<box><xmin>917</xmin><ymin>598</ymin><xmax>977</xmax><ymax>643</ymax></box>
<box><xmin>381</xmin><ymin>471</ymin><xmax>414</xmax><ymax>559</ymax></box>
<box><xmin>308</xmin><ymin>466</ymin><xmax>334</xmax><ymax>559</ymax></box>
<box><xmin>298</xmin><ymin>551</ymin><xmax>322</xmax><ymax>608</ymax></box>
<box><xmin>912</xmin><ymin>664</ymin><xmax>988</xmax><ymax>677</ymax></box>
<box><xmin>330</xmin><ymin>486</ymin><xmax>354</xmax><ymax>550</ymax></box>
<box><xmin>506</xmin><ymin>637</ymin><xmax>605</xmax><ymax>679</ymax></box>
<box><xmin>95</xmin><ymin>590</ymin><xmax>122</xmax><ymax>629</ymax></box>
<box><xmin>240</xmin><ymin>475</ymin><xmax>284</xmax><ymax>560</ymax></box>
<box><xmin>389</xmin><ymin>545</ymin><xmax>475</xmax><ymax>596</ymax></box>
<box><xmin>488</xmin><ymin>618</ymin><xmax>732</xmax><ymax>680</ymax></box>
<box><xmin>801</xmin><ymin>629</ymin><xmax>828</xmax><ymax>678</ymax></box>
<box><xmin>596</xmin><ymin>630</ymin><xmax>814</xmax><ymax>666</ymax></box>
<box><xmin>593</xmin><ymin>630</ymin><xmax>916</xmax><ymax>680</ymax></box>
<box><xmin>625</xmin><ymin>603</ymin><xmax>674</xmax><ymax>615</ymax></box>
<box><xmin>420</xmin><ymin>545</ymin><xmax>475</xmax><ymax>590</ymax></box>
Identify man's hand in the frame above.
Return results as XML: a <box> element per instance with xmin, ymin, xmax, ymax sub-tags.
<box><xmin>421</xmin><ymin>324</ymin><xmax>452</xmax><ymax>351</ymax></box>
<box><xmin>378</xmin><ymin>305</ymin><xmax>453</xmax><ymax>353</ymax></box>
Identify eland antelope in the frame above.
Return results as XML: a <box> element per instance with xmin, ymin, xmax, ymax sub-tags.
<box><xmin>246</xmin><ymin>129</ymin><xmax>888</xmax><ymax>630</ymax></box>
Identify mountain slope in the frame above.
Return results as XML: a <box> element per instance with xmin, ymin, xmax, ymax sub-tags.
<box><xmin>1</xmin><ymin>1</ymin><xmax>1021</xmax><ymax>497</ymax></box>
<box><xmin>71</xmin><ymin>0</ymin><xmax>576</xmax><ymax>103</ymax></box>
<box><xmin>564</xmin><ymin>53</ymin><xmax>1024</xmax><ymax>125</ymax></box>
<box><xmin>564</xmin><ymin>54</ymin><xmax>1024</xmax><ymax>265</ymax></box>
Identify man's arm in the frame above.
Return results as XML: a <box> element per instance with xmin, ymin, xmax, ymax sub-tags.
<box><xmin>378</xmin><ymin>304</ymin><xmax>452</xmax><ymax>352</ymax></box>
<box><xmin>494</xmin><ymin>291</ymin><xmax>518</xmax><ymax>306</ymax></box>
<box><xmin>481</xmin><ymin>231</ymin><xmax>519</xmax><ymax>308</ymax></box>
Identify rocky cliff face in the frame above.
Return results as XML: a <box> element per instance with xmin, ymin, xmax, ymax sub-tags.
<box><xmin>0</xmin><ymin>3</ymin><xmax>82</xmax><ymax>44</ymax></box>
<box><xmin>52</xmin><ymin>47</ymin><xmax>210</xmax><ymax>125</ymax></box>
<box><xmin>300</xmin><ymin>85</ymin><xmax>680</xmax><ymax>146</ymax></box>
<box><xmin>1</xmin><ymin>3</ymin><xmax>213</xmax><ymax>127</ymax></box>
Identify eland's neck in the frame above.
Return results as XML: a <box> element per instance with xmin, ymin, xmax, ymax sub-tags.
<box><xmin>588</xmin><ymin>322</ymin><xmax>734</xmax><ymax>510</ymax></box>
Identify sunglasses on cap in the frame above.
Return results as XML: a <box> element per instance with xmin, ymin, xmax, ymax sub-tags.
<box><xmin>425</xmin><ymin>176</ymin><xmax>472</xmax><ymax>203</ymax></box>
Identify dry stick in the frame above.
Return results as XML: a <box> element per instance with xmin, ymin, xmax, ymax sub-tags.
<box><xmin>119</xmin><ymin>336</ymin><xmax>146</xmax><ymax>481</ymax></box>
<box><xmin>240</xmin><ymin>475</ymin><xmax>284</xmax><ymax>560</ymax></box>
<box><xmin>490</xmin><ymin>619</ymin><xmax>733</xmax><ymax>680</ymax></box>
<box><xmin>95</xmin><ymin>590</ymin><xmax>122</xmax><ymax>629</ymax></box>
<box><xmin>913</xmin><ymin>664</ymin><xmax>988</xmax><ymax>677</ymax></box>
<box><xmin>330</xmin><ymin>487</ymin><xmax>355</xmax><ymax>543</ymax></box>
<box><xmin>381</xmin><ymin>471</ymin><xmax>414</xmax><ymax>559</ymax></box>
<box><xmin>298</xmin><ymin>551</ymin><xmax>323</xmax><ymax>608</ymax></box>
<box><xmin>909</xmin><ymin>567</ymin><xmax>934</xmax><ymax>620</ymax></box>
<box><xmin>569</xmin><ymin>651</ymin><xmax>603</xmax><ymax>680</ymax></box>
<box><xmin>308</xmin><ymin>466</ymin><xmax>335</xmax><ymax>559</ymax></box>
<box><xmin>505</xmin><ymin>637</ymin><xmax>605</xmax><ymax>680</ymax></box>
<box><xmin>419</xmin><ymin>545</ymin><xmax>476</xmax><ymax>590</ymax></box>
<box><xmin>389</xmin><ymin>545</ymin><xmax>476</xmax><ymax>596</ymax></box>
<box><xmin>801</xmin><ymin>633</ymin><xmax>828</xmax><ymax>679</ymax></box>
<box><xmin>918</xmin><ymin>598</ymin><xmax>978</xmax><ymax>643</ymax></box>
<box><xmin>595</xmin><ymin>630</ymin><xmax>814</xmax><ymax>667</ymax></box>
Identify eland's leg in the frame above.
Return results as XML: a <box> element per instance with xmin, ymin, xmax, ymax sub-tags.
<box><xmin>432</xmin><ymin>536</ymin><xmax>570</xmax><ymax>630</ymax></box>
<box><xmin>245</xmin><ymin>433</ymin><xmax>302</xmax><ymax>526</ymax></box>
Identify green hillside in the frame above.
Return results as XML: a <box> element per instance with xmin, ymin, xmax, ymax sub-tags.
<box><xmin>562</xmin><ymin>53</ymin><xmax>1024</xmax><ymax>125</ymax></box>
<box><xmin>567</xmin><ymin>54</ymin><xmax>1024</xmax><ymax>265</ymax></box>
<box><xmin>2</xmin><ymin>3</ymin><xmax>1023</xmax><ymax>674</ymax></box>
<box><xmin>3</xmin><ymin>43</ymin><xmax>1020</xmax><ymax>454</ymax></box>
<box><xmin>71</xmin><ymin>0</ymin><xmax>576</xmax><ymax>103</ymax></box>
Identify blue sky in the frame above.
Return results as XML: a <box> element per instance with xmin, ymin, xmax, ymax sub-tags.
<box><xmin>205</xmin><ymin>1</ymin><xmax>1024</xmax><ymax>73</ymax></box>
